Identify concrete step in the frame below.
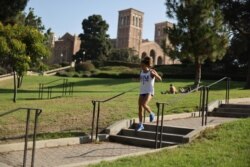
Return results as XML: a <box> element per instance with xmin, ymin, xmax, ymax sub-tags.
<box><xmin>220</xmin><ymin>104</ymin><xmax>250</xmax><ymax>109</ymax></box>
<box><xmin>214</xmin><ymin>108</ymin><xmax>250</xmax><ymax>114</ymax></box>
<box><xmin>109</xmin><ymin>135</ymin><xmax>177</xmax><ymax>148</ymax></box>
<box><xmin>209</xmin><ymin>111</ymin><xmax>250</xmax><ymax>118</ymax></box>
<box><xmin>132</xmin><ymin>123</ymin><xmax>194</xmax><ymax>135</ymax></box>
<box><xmin>120</xmin><ymin>129</ymin><xmax>187</xmax><ymax>143</ymax></box>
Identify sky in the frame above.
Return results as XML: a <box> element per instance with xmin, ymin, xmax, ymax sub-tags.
<box><xmin>25</xmin><ymin>0</ymin><xmax>172</xmax><ymax>40</ymax></box>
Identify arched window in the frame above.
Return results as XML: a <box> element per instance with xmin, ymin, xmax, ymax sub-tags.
<box><xmin>141</xmin><ymin>52</ymin><xmax>147</xmax><ymax>59</ymax></box>
<box><xmin>157</xmin><ymin>56</ymin><xmax>163</xmax><ymax>65</ymax></box>
<box><xmin>150</xmin><ymin>50</ymin><xmax>156</xmax><ymax>65</ymax></box>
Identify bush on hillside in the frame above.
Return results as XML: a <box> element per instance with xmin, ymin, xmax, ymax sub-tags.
<box><xmin>0</xmin><ymin>67</ymin><xmax>7</xmax><ymax>75</ymax></box>
<box><xmin>75</xmin><ymin>62</ymin><xmax>95</xmax><ymax>72</ymax></box>
<box><xmin>104</xmin><ymin>61</ymin><xmax>140</xmax><ymax>68</ymax></box>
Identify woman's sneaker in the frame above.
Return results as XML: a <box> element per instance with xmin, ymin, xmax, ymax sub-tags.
<box><xmin>136</xmin><ymin>123</ymin><xmax>144</xmax><ymax>131</ymax></box>
<box><xmin>150</xmin><ymin>112</ymin><xmax>155</xmax><ymax>122</ymax></box>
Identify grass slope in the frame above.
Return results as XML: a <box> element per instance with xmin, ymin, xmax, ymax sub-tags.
<box><xmin>89</xmin><ymin>118</ymin><xmax>250</xmax><ymax>167</ymax></box>
<box><xmin>0</xmin><ymin>76</ymin><xmax>249</xmax><ymax>138</ymax></box>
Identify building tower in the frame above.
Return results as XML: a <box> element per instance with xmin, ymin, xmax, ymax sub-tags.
<box><xmin>116</xmin><ymin>8</ymin><xmax>144</xmax><ymax>54</ymax></box>
<box><xmin>154</xmin><ymin>21</ymin><xmax>173</xmax><ymax>46</ymax></box>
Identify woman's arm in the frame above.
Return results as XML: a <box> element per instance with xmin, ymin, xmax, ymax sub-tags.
<box><xmin>151</xmin><ymin>69</ymin><xmax>162</xmax><ymax>81</ymax></box>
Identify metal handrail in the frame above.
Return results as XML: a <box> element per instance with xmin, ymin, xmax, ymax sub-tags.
<box><xmin>154</xmin><ymin>85</ymin><xmax>204</xmax><ymax>149</ymax></box>
<box><xmin>38</xmin><ymin>79</ymin><xmax>73</xmax><ymax>99</ymax></box>
<box><xmin>91</xmin><ymin>86</ymin><xmax>138</xmax><ymax>142</ymax></box>
<box><xmin>154</xmin><ymin>77</ymin><xmax>231</xmax><ymax>149</ymax></box>
<box><xmin>207</xmin><ymin>77</ymin><xmax>228</xmax><ymax>88</ymax></box>
<box><xmin>0</xmin><ymin>108</ymin><xmax>42</xmax><ymax>167</ymax></box>
<box><xmin>201</xmin><ymin>77</ymin><xmax>231</xmax><ymax>126</ymax></box>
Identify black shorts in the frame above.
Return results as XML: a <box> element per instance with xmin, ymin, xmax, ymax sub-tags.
<box><xmin>140</xmin><ymin>93</ymin><xmax>153</xmax><ymax>97</ymax></box>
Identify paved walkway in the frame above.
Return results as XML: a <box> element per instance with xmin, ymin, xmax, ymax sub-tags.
<box><xmin>0</xmin><ymin>98</ymin><xmax>249</xmax><ymax>167</ymax></box>
<box><xmin>0</xmin><ymin>116</ymin><xmax>238</xmax><ymax>167</ymax></box>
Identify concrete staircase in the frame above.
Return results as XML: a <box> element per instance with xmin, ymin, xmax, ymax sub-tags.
<box><xmin>210</xmin><ymin>104</ymin><xmax>250</xmax><ymax>118</ymax></box>
<box><xmin>109</xmin><ymin>123</ymin><xmax>194</xmax><ymax>148</ymax></box>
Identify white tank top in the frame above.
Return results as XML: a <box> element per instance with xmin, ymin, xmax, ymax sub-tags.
<box><xmin>140</xmin><ymin>70</ymin><xmax>155</xmax><ymax>95</ymax></box>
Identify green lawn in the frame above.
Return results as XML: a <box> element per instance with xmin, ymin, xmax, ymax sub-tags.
<box><xmin>0</xmin><ymin>75</ymin><xmax>249</xmax><ymax>138</ymax></box>
<box><xmin>88</xmin><ymin>118</ymin><xmax>250</xmax><ymax>167</ymax></box>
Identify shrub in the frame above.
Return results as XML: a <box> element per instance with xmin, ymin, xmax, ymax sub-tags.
<box><xmin>66</xmin><ymin>67</ymin><xmax>75</xmax><ymax>72</ymax></box>
<box><xmin>75</xmin><ymin>62</ymin><xmax>95</xmax><ymax>72</ymax></box>
<box><xmin>0</xmin><ymin>67</ymin><xmax>7</xmax><ymax>75</ymax></box>
<box><xmin>92</xmin><ymin>60</ymin><xmax>104</xmax><ymax>68</ymax></box>
<box><xmin>49</xmin><ymin>64</ymin><xmax>61</xmax><ymax>70</ymax></box>
<box><xmin>103</xmin><ymin>61</ymin><xmax>140</xmax><ymax>68</ymax></box>
<box><xmin>61</xmin><ymin>61</ymin><xmax>70</xmax><ymax>67</ymax></box>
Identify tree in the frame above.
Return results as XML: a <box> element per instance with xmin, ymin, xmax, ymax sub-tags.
<box><xmin>0</xmin><ymin>23</ymin><xmax>50</xmax><ymax>102</ymax></box>
<box><xmin>15</xmin><ymin>8</ymin><xmax>53</xmax><ymax>70</ymax></box>
<box><xmin>165</xmin><ymin>0</ymin><xmax>229</xmax><ymax>87</ymax></box>
<box><xmin>78</xmin><ymin>15</ymin><xmax>112</xmax><ymax>62</ymax></box>
<box><xmin>217</xmin><ymin>0</ymin><xmax>250</xmax><ymax>88</ymax></box>
<box><xmin>108</xmin><ymin>48</ymin><xmax>140</xmax><ymax>63</ymax></box>
<box><xmin>24</xmin><ymin>8</ymin><xmax>45</xmax><ymax>32</ymax></box>
<box><xmin>0</xmin><ymin>0</ymin><xmax>29</xmax><ymax>25</ymax></box>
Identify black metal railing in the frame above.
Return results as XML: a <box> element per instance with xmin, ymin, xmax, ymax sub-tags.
<box><xmin>0</xmin><ymin>108</ymin><xmax>42</xmax><ymax>167</ymax></box>
<box><xmin>154</xmin><ymin>85</ymin><xmax>204</xmax><ymax>149</ymax></box>
<box><xmin>38</xmin><ymin>79</ymin><xmax>74</xmax><ymax>99</ymax></box>
<box><xmin>154</xmin><ymin>77</ymin><xmax>231</xmax><ymax>149</ymax></box>
<box><xmin>91</xmin><ymin>86</ymin><xmax>138</xmax><ymax>142</ymax></box>
<box><xmin>201</xmin><ymin>77</ymin><xmax>231</xmax><ymax>126</ymax></box>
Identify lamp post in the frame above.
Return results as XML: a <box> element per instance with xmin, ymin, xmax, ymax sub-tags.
<box><xmin>60</xmin><ymin>53</ymin><xmax>63</xmax><ymax>66</ymax></box>
<box><xmin>82</xmin><ymin>51</ymin><xmax>85</xmax><ymax>62</ymax></box>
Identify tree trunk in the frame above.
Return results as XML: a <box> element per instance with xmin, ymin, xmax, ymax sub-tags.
<box><xmin>13</xmin><ymin>71</ymin><xmax>17</xmax><ymax>103</ymax></box>
<box><xmin>17</xmin><ymin>75</ymin><xmax>23</xmax><ymax>88</ymax></box>
<box><xmin>194</xmin><ymin>57</ymin><xmax>201</xmax><ymax>88</ymax></box>
<box><xmin>245</xmin><ymin>52</ymin><xmax>250</xmax><ymax>89</ymax></box>
<box><xmin>245</xmin><ymin>36</ymin><xmax>250</xmax><ymax>89</ymax></box>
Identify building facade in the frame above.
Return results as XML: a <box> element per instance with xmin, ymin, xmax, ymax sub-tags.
<box><xmin>116</xmin><ymin>8</ymin><xmax>143</xmax><ymax>54</ymax></box>
<box><xmin>51</xmin><ymin>8</ymin><xmax>178</xmax><ymax>65</ymax></box>
<box><xmin>51</xmin><ymin>33</ymin><xmax>81</xmax><ymax>64</ymax></box>
<box><xmin>116</xmin><ymin>8</ymin><xmax>176</xmax><ymax>65</ymax></box>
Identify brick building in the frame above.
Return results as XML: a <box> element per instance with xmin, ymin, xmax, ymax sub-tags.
<box><xmin>115</xmin><ymin>8</ymin><xmax>177</xmax><ymax>65</ymax></box>
<box><xmin>51</xmin><ymin>33</ymin><xmax>81</xmax><ymax>64</ymax></box>
<box><xmin>51</xmin><ymin>8</ymin><xmax>178</xmax><ymax>65</ymax></box>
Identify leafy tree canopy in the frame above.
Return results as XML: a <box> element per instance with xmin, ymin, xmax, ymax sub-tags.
<box><xmin>0</xmin><ymin>0</ymin><xmax>29</xmax><ymax>25</ymax></box>
<box><xmin>165</xmin><ymin>0</ymin><xmax>229</xmax><ymax>86</ymax></box>
<box><xmin>0</xmin><ymin>23</ymin><xmax>50</xmax><ymax>77</ymax></box>
<box><xmin>108</xmin><ymin>48</ymin><xmax>140</xmax><ymax>63</ymax></box>
<box><xmin>78</xmin><ymin>15</ymin><xmax>112</xmax><ymax>62</ymax></box>
<box><xmin>217</xmin><ymin>0</ymin><xmax>250</xmax><ymax>88</ymax></box>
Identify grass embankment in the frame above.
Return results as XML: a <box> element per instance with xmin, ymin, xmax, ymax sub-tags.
<box><xmin>89</xmin><ymin>118</ymin><xmax>250</xmax><ymax>167</ymax></box>
<box><xmin>0</xmin><ymin>74</ymin><xmax>249</xmax><ymax>139</ymax></box>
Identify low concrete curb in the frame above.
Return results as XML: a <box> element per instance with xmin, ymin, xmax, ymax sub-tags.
<box><xmin>0</xmin><ymin>134</ymin><xmax>108</xmax><ymax>153</ymax></box>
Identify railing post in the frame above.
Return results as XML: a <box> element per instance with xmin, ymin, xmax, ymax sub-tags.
<box><xmin>62</xmin><ymin>79</ymin><xmax>65</xmax><ymax>96</ymax></box>
<box><xmin>23</xmin><ymin>109</ymin><xmax>31</xmax><ymax>167</ymax></box>
<box><xmin>201</xmin><ymin>87</ymin><xmax>206</xmax><ymax>126</ymax></box>
<box><xmin>71</xmin><ymin>83</ymin><xmax>74</xmax><ymax>96</ymax></box>
<box><xmin>91</xmin><ymin>101</ymin><xmax>96</xmax><ymax>142</ymax></box>
<box><xmin>95</xmin><ymin>102</ymin><xmax>101</xmax><ymax>142</ymax></box>
<box><xmin>155</xmin><ymin>102</ymin><xmax>160</xmax><ymax>149</ymax></box>
<box><xmin>31</xmin><ymin>109</ymin><xmax>42</xmax><ymax>167</ymax></box>
<box><xmin>159</xmin><ymin>103</ymin><xmax>165</xmax><ymax>148</ymax></box>
<box><xmin>199</xmin><ymin>87</ymin><xmax>203</xmax><ymax>117</ymax></box>
<box><xmin>41</xmin><ymin>84</ymin><xmax>44</xmax><ymax>99</ymax></box>
<box><xmin>64</xmin><ymin>79</ymin><xmax>68</xmax><ymax>95</ymax></box>
<box><xmin>205</xmin><ymin>87</ymin><xmax>209</xmax><ymax>125</ymax></box>
<box><xmin>38</xmin><ymin>83</ymin><xmax>41</xmax><ymax>99</ymax></box>
<box><xmin>226</xmin><ymin>78</ymin><xmax>230</xmax><ymax>104</ymax></box>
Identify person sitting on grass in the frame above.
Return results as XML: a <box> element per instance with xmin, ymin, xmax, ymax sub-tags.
<box><xmin>161</xmin><ymin>84</ymin><xmax>177</xmax><ymax>94</ymax></box>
